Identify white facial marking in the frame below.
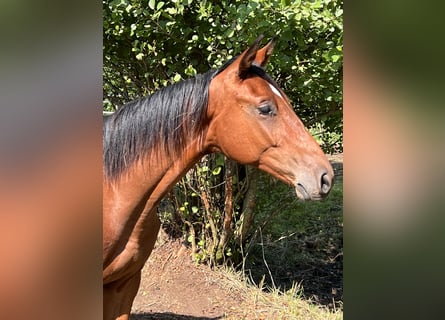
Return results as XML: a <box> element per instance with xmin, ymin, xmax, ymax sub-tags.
<box><xmin>269</xmin><ymin>83</ymin><xmax>283</xmax><ymax>99</ymax></box>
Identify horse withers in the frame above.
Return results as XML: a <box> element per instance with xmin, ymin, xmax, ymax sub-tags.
<box><xmin>103</xmin><ymin>35</ymin><xmax>334</xmax><ymax>320</ymax></box>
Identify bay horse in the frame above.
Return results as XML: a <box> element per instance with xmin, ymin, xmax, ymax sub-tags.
<box><xmin>103</xmin><ymin>35</ymin><xmax>334</xmax><ymax>320</ymax></box>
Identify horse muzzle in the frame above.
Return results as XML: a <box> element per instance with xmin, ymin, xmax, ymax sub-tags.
<box><xmin>295</xmin><ymin>170</ymin><xmax>334</xmax><ymax>201</ymax></box>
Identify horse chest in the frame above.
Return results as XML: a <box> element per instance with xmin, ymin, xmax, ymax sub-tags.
<box><xmin>103</xmin><ymin>205</ymin><xmax>161</xmax><ymax>283</ymax></box>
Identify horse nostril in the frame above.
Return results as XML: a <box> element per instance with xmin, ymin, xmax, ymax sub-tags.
<box><xmin>320</xmin><ymin>172</ymin><xmax>332</xmax><ymax>195</ymax></box>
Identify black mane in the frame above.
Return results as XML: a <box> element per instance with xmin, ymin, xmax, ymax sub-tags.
<box><xmin>103</xmin><ymin>57</ymin><xmax>281</xmax><ymax>180</ymax></box>
<box><xmin>103</xmin><ymin>69</ymin><xmax>218</xmax><ymax>180</ymax></box>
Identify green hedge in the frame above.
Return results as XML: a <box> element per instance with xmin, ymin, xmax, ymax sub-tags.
<box><xmin>103</xmin><ymin>0</ymin><xmax>342</xmax><ymax>152</ymax></box>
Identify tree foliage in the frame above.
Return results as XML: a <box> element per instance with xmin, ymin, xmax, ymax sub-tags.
<box><xmin>103</xmin><ymin>0</ymin><xmax>343</xmax><ymax>264</ymax></box>
<box><xmin>104</xmin><ymin>0</ymin><xmax>342</xmax><ymax>149</ymax></box>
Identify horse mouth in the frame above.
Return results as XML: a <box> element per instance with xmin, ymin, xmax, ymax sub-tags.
<box><xmin>295</xmin><ymin>183</ymin><xmax>311</xmax><ymax>200</ymax></box>
<box><xmin>295</xmin><ymin>183</ymin><xmax>323</xmax><ymax>201</ymax></box>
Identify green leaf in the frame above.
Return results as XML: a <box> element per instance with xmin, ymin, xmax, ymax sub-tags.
<box><xmin>165</xmin><ymin>7</ymin><xmax>177</xmax><ymax>14</ymax></box>
<box><xmin>184</xmin><ymin>64</ymin><xmax>197</xmax><ymax>76</ymax></box>
<box><xmin>191</xmin><ymin>206</ymin><xmax>199</xmax><ymax>213</ymax></box>
<box><xmin>157</xmin><ymin>1</ymin><xmax>165</xmax><ymax>10</ymax></box>
<box><xmin>173</xmin><ymin>73</ymin><xmax>181</xmax><ymax>82</ymax></box>
<box><xmin>331</xmin><ymin>54</ymin><xmax>340</xmax><ymax>62</ymax></box>
<box><xmin>148</xmin><ymin>0</ymin><xmax>155</xmax><ymax>10</ymax></box>
<box><xmin>212</xmin><ymin>166</ymin><xmax>222</xmax><ymax>176</ymax></box>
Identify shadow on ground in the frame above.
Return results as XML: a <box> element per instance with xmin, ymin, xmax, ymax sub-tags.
<box><xmin>131</xmin><ymin>313</ymin><xmax>223</xmax><ymax>320</ymax></box>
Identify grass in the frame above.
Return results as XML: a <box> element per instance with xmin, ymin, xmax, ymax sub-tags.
<box><xmin>213</xmin><ymin>265</ymin><xmax>343</xmax><ymax>320</ymax></box>
<box><xmin>237</xmin><ymin>161</ymin><xmax>343</xmax><ymax>313</ymax></box>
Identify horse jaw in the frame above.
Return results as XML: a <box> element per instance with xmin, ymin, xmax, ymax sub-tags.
<box><xmin>257</xmin><ymin>147</ymin><xmax>334</xmax><ymax>201</ymax></box>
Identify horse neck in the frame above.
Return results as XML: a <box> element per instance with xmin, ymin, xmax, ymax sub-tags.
<box><xmin>145</xmin><ymin>139</ymin><xmax>205</xmax><ymax>205</ymax></box>
<box><xmin>104</xmin><ymin>138</ymin><xmax>205</xmax><ymax>230</ymax></box>
<box><xmin>103</xmin><ymin>137</ymin><xmax>206</xmax><ymax>266</ymax></box>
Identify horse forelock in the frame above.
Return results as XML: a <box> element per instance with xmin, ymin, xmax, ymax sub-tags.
<box><xmin>103</xmin><ymin>70</ymin><xmax>216</xmax><ymax>180</ymax></box>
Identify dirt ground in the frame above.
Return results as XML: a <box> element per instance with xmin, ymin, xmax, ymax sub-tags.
<box><xmin>131</xmin><ymin>238</ymin><xmax>238</xmax><ymax>319</ymax></box>
<box><xmin>131</xmin><ymin>154</ymin><xmax>343</xmax><ymax>319</ymax></box>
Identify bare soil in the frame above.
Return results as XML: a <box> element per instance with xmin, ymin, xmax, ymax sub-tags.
<box><xmin>131</xmin><ymin>154</ymin><xmax>343</xmax><ymax>319</ymax></box>
<box><xmin>131</xmin><ymin>238</ymin><xmax>235</xmax><ymax>319</ymax></box>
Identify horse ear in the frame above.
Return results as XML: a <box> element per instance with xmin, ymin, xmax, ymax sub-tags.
<box><xmin>254</xmin><ymin>35</ymin><xmax>277</xmax><ymax>68</ymax></box>
<box><xmin>238</xmin><ymin>35</ymin><xmax>264</xmax><ymax>78</ymax></box>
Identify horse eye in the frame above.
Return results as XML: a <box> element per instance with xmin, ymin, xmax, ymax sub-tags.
<box><xmin>258</xmin><ymin>105</ymin><xmax>274</xmax><ymax>116</ymax></box>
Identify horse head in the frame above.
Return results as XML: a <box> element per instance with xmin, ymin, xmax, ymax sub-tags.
<box><xmin>205</xmin><ymin>35</ymin><xmax>334</xmax><ymax>200</ymax></box>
